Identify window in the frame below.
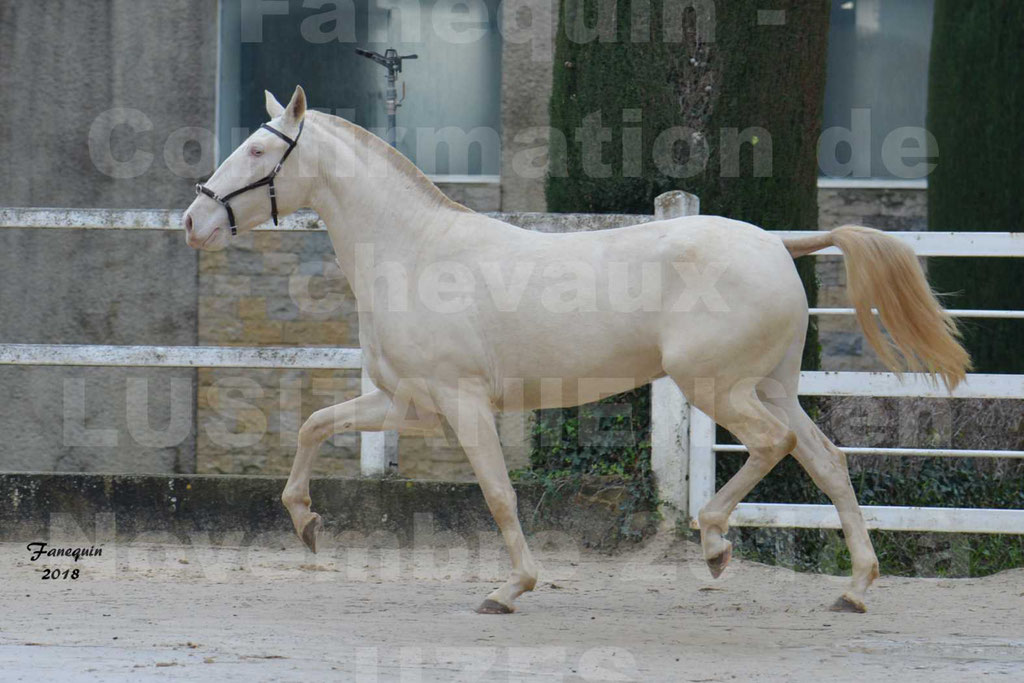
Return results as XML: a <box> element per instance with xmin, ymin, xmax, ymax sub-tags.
<box><xmin>218</xmin><ymin>0</ymin><xmax>502</xmax><ymax>176</ymax></box>
<box><xmin>821</xmin><ymin>0</ymin><xmax>935</xmax><ymax>181</ymax></box>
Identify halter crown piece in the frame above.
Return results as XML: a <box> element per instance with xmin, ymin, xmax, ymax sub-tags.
<box><xmin>195</xmin><ymin>120</ymin><xmax>305</xmax><ymax>235</ymax></box>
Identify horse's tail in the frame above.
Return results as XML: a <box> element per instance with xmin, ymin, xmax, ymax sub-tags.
<box><xmin>782</xmin><ymin>226</ymin><xmax>970</xmax><ymax>390</ymax></box>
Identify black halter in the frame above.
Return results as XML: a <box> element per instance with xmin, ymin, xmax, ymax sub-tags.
<box><xmin>195</xmin><ymin>120</ymin><xmax>304</xmax><ymax>235</ymax></box>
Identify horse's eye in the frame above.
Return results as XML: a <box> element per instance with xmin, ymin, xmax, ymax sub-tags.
<box><xmin>250</xmin><ymin>146</ymin><xmax>264</xmax><ymax>157</ymax></box>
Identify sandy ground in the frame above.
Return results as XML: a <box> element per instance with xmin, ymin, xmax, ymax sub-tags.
<box><xmin>0</xmin><ymin>532</ymin><xmax>1022</xmax><ymax>682</ymax></box>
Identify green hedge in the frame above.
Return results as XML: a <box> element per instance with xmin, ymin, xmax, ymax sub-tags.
<box><xmin>927</xmin><ymin>0</ymin><xmax>1024</xmax><ymax>373</ymax></box>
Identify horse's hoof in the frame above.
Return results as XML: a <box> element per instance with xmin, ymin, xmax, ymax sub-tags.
<box><xmin>300</xmin><ymin>513</ymin><xmax>323</xmax><ymax>553</ymax></box>
<box><xmin>705</xmin><ymin>544</ymin><xmax>732</xmax><ymax>579</ymax></box>
<box><xmin>476</xmin><ymin>599</ymin><xmax>514</xmax><ymax>615</ymax></box>
<box><xmin>829</xmin><ymin>594</ymin><xmax>867</xmax><ymax>613</ymax></box>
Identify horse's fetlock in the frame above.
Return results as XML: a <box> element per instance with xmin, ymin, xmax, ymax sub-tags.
<box><xmin>281</xmin><ymin>488</ymin><xmax>311</xmax><ymax>509</ymax></box>
<box><xmin>513</xmin><ymin>568</ymin><xmax>538</xmax><ymax>592</ymax></box>
<box><xmin>699</xmin><ymin>510</ymin><xmax>730</xmax><ymax>535</ymax></box>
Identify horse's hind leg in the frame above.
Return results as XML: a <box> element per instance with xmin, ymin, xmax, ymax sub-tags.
<box><xmin>675</xmin><ymin>379</ymin><xmax>797</xmax><ymax>578</ymax></box>
<box><xmin>770</xmin><ymin>399</ymin><xmax>880</xmax><ymax>612</ymax></box>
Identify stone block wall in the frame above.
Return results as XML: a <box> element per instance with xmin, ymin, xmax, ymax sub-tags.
<box><xmin>195</xmin><ymin>231</ymin><xmax>360</xmax><ymax>476</ymax></box>
<box><xmin>816</xmin><ymin>187</ymin><xmax>928</xmax><ymax>371</ymax></box>
<box><xmin>195</xmin><ymin>182</ymin><xmax>503</xmax><ymax>481</ymax></box>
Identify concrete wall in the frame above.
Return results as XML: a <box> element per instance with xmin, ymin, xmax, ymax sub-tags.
<box><xmin>498</xmin><ymin>0</ymin><xmax>557</xmax><ymax>211</ymax></box>
<box><xmin>0</xmin><ymin>472</ymin><xmax>656</xmax><ymax>550</ymax></box>
<box><xmin>0</xmin><ymin>1</ymin><xmax>216</xmax><ymax>473</ymax></box>
<box><xmin>0</xmin><ymin>1</ymin><xmax>218</xmax><ymax>208</ymax></box>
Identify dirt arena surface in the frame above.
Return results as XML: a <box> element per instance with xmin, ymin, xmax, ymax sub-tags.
<box><xmin>1</xmin><ymin>533</ymin><xmax>1022</xmax><ymax>682</ymax></box>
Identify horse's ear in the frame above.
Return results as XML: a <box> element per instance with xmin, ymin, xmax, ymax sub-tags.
<box><xmin>283</xmin><ymin>85</ymin><xmax>307</xmax><ymax>124</ymax></box>
<box><xmin>265</xmin><ymin>90</ymin><xmax>284</xmax><ymax>118</ymax></box>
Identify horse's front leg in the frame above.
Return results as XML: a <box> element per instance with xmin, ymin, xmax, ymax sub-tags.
<box><xmin>436</xmin><ymin>386</ymin><xmax>538</xmax><ymax>614</ymax></box>
<box><xmin>282</xmin><ymin>389</ymin><xmax>408</xmax><ymax>551</ymax></box>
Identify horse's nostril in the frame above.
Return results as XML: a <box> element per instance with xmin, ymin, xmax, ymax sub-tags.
<box><xmin>184</xmin><ymin>214</ymin><xmax>193</xmax><ymax>233</ymax></box>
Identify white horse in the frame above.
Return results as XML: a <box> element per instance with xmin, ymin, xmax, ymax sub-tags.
<box><xmin>184</xmin><ymin>87</ymin><xmax>969</xmax><ymax>614</ymax></box>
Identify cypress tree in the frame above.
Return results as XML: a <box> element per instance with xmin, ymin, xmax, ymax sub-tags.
<box><xmin>534</xmin><ymin>1</ymin><xmax>831</xmax><ymax>493</ymax></box>
<box><xmin>548</xmin><ymin>0</ymin><xmax>830</xmax><ymax>369</ymax></box>
<box><xmin>927</xmin><ymin>0</ymin><xmax>1024</xmax><ymax>373</ymax></box>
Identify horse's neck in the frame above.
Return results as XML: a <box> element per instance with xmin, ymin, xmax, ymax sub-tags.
<box><xmin>306</xmin><ymin>117</ymin><xmax>465</xmax><ymax>287</ymax></box>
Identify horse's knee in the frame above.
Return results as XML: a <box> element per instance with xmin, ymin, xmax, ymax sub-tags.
<box><xmin>299</xmin><ymin>407</ymin><xmax>346</xmax><ymax>448</ymax></box>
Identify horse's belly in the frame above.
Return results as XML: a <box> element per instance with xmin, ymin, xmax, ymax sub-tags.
<box><xmin>492</xmin><ymin>313</ymin><xmax>665</xmax><ymax>411</ymax></box>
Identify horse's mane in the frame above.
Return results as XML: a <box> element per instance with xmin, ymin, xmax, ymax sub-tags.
<box><xmin>305</xmin><ymin>110</ymin><xmax>473</xmax><ymax>214</ymax></box>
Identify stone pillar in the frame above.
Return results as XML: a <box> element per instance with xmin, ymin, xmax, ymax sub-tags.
<box><xmin>499</xmin><ymin>0</ymin><xmax>557</xmax><ymax>212</ymax></box>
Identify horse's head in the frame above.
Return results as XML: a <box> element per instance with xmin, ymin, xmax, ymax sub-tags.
<box><xmin>184</xmin><ymin>86</ymin><xmax>310</xmax><ymax>250</ymax></box>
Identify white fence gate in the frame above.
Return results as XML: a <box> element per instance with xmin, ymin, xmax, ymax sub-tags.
<box><xmin>2</xmin><ymin>197</ymin><xmax>1023</xmax><ymax>535</ymax></box>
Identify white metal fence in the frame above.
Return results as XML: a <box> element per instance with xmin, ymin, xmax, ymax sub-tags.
<box><xmin>648</xmin><ymin>196</ymin><xmax>1024</xmax><ymax>535</ymax></box>
<box><xmin>2</xmin><ymin>201</ymin><xmax>1023</xmax><ymax>535</ymax></box>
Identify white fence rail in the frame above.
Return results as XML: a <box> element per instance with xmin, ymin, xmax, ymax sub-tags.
<box><xmin>0</xmin><ymin>343</ymin><xmax>362</xmax><ymax>369</ymax></box>
<box><xmin>2</xmin><ymin>201</ymin><xmax>1023</xmax><ymax>535</ymax></box>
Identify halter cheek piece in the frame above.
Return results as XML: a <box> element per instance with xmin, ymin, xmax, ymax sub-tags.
<box><xmin>195</xmin><ymin>120</ymin><xmax>304</xmax><ymax>236</ymax></box>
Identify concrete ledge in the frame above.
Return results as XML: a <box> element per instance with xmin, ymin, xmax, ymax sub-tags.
<box><xmin>0</xmin><ymin>473</ymin><xmax>655</xmax><ymax>549</ymax></box>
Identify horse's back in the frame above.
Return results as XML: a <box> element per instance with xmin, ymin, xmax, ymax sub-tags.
<box><xmin>455</xmin><ymin>214</ymin><xmax>809</xmax><ymax>406</ymax></box>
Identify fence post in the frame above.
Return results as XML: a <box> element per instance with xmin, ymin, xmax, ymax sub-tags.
<box><xmin>686</xmin><ymin>406</ymin><xmax>716</xmax><ymax>525</ymax></box>
<box><xmin>360</xmin><ymin>369</ymin><xmax>399</xmax><ymax>476</ymax></box>
<box><xmin>650</xmin><ymin>191</ymin><xmax>700</xmax><ymax>519</ymax></box>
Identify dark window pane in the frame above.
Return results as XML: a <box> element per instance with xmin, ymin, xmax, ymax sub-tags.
<box><xmin>219</xmin><ymin>0</ymin><xmax>501</xmax><ymax>175</ymax></box>
<box><xmin>821</xmin><ymin>0</ymin><xmax>935</xmax><ymax>180</ymax></box>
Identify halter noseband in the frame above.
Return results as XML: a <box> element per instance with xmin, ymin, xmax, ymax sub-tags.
<box><xmin>195</xmin><ymin>120</ymin><xmax>304</xmax><ymax>236</ymax></box>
